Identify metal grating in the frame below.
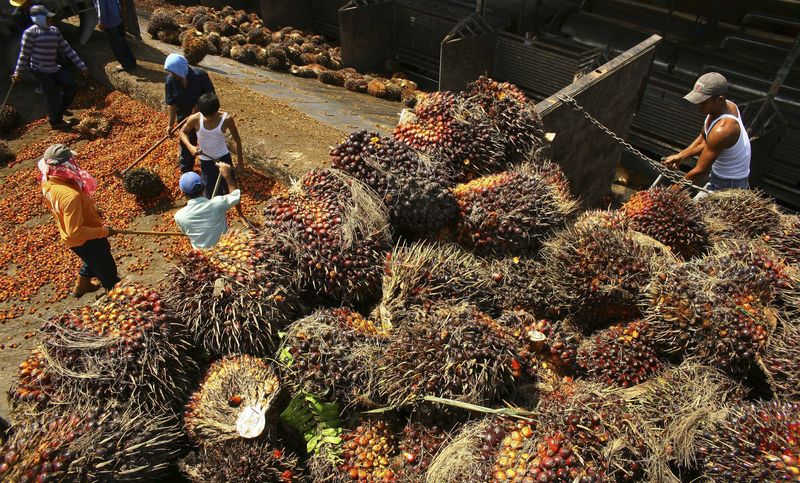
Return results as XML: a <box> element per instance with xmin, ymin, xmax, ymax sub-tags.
<box><xmin>393</xmin><ymin>4</ymin><xmax>459</xmax><ymax>81</ymax></box>
<box><xmin>312</xmin><ymin>0</ymin><xmax>348</xmax><ymax>39</ymax></box>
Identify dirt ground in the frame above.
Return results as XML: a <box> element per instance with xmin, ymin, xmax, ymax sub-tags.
<box><xmin>0</xmin><ymin>15</ymin><xmax>391</xmax><ymax>419</ymax></box>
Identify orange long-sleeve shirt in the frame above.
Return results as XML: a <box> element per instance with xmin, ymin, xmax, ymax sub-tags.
<box><xmin>41</xmin><ymin>178</ymin><xmax>109</xmax><ymax>248</ymax></box>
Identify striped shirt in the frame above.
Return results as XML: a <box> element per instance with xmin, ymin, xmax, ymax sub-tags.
<box><xmin>14</xmin><ymin>25</ymin><xmax>86</xmax><ymax>76</ymax></box>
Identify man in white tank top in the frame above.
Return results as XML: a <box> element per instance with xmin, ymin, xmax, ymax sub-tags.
<box><xmin>664</xmin><ymin>72</ymin><xmax>751</xmax><ymax>193</ymax></box>
<box><xmin>179</xmin><ymin>93</ymin><xmax>244</xmax><ymax>198</ymax></box>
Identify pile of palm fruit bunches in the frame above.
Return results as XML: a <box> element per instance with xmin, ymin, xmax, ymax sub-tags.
<box><xmin>148</xmin><ymin>5</ymin><xmax>421</xmax><ymax>103</ymax></box>
<box><xmin>2</xmin><ymin>77</ymin><xmax>799</xmax><ymax>482</ymax></box>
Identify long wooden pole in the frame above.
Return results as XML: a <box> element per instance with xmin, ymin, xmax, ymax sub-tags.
<box><xmin>0</xmin><ymin>83</ymin><xmax>14</xmax><ymax>121</ymax></box>
<box><xmin>118</xmin><ymin>117</ymin><xmax>189</xmax><ymax>177</ymax></box>
<box><xmin>116</xmin><ymin>229</ymin><xmax>184</xmax><ymax>237</ymax></box>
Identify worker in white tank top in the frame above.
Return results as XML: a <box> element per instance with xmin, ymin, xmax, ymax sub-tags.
<box><xmin>179</xmin><ymin>93</ymin><xmax>244</xmax><ymax>198</ymax></box>
<box><xmin>664</xmin><ymin>72</ymin><xmax>751</xmax><ymax>193</ymax></box>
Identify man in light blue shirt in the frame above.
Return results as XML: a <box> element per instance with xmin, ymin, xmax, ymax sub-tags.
<box><xmin>174</xmin><ymin>164</ymin><xmax>241</xmax><ymax>249</ymax></box>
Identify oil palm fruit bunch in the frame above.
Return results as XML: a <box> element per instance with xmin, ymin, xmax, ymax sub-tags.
<box><xmin>621</xmin><ymin>187</ymin><xmax>709</xmax><ymax>259</ymax></box>
<box><xmin>696</xmin><ymin>401</ymin><xmax>800</xmax><ymax>482</ymax></box>
<box><xmin>147</xmin><ymin>7</ymin><xmax>181</xmax><ymax>40</ymax></box>
<box><xmin>185</xmin><ymin>355</ymin><xmax>281</xmax><ymax>444</ymax></box>
<box><xmin>543</xmin><ymin>223</ymin><xmax>659</xmax><ymax>330</ymax></box>
<box><xmin>451</xmin><ymin>164</ymin><xmax>578</xmax><ymax>256</ymax></box>
<box><xmin>0</xmin><ymin>141</ymin><xmax>14</xmax><ymax>165</ymax></box>
<box><xmin>280</xmin><ymin>308</ymin><xmax>386</xmax><ymax>405</ymax></box>
<box><xmin>378</xmin><ymin>305</ymin><xmax>530</xmax><ymax>407</ymax></box>
<box><xmin>760</xmin><ymin>321</ymin><xmax>800</xmax><ymax>402</ymax></box>
<box><xmin>0</xmin><ymin>404</ymin><xmax>185</xmax><ymax>482</ymax></box>
<box><xmin>488</xmin><ymin>256</ymin><xmax>557</xmax><ymax>317</ymax></box>
<box><xmin>463</xmin><ymin>76</ymin><xmax>545</xmax><ymax>162</ymax></box>
<box><xmin>501</xmin><ymin>311</ymin><xmax>581</xmax><ymax>375</ymax></box>
<box><xmin>336</xmin><ymin>416</ymin><xmax>400</xmax><ymax>482</ymax></box>
<box><xmin>181</xmin><ymin>438</ymin><xmax>299</xmax><ymax>482</ymax></box>
<box><xmin>394</xmin><ymin>91</ymin><xmax>506</xmax><ymax>180</ymax></box>
<box><xmin>0</xmin><ymin>104</ymin><xmax>21</xmax><ymax>133</ymax></box>
<box><xmin>536</xmin><ymin>380</ymin><xmax>647</xmax><ymax>481</ymax></box>
<box><xmin>263</xmin><ymin>168</ymin><xmax>391</xmax><ymax>303</ymax></box>
<box><xmin>20</xmin><ymin>283</ymin><xmax>197</xmax><ymax>413</ymax></box>
<box><xmin>75</xmin><ymin>111</ymin><xmax>111</xmax><ymax>138</ymax></box>
<box><xmin>329</xmin><ymin>130</ymin><xmax>457</xmax><ymax>233</ymax></box>
<box><xmin>182</xmin><ymin>30</ymin><xmax>213</xmax><ymax>65</ymax></box>
<box><xmin>165</xmin><ymin>230</ymin><xmax>300</xmax><ymax>357</ymax></box>
<box><xmin>699</xmin><ymin>189</ymin><xmax>783</xmax><ymax>244</ymax></box>
<box><xmin>396</xmin><ymin>414</ymin><xmax>453</xmax><ymax>480</ymax></box>
<box><xmin>764</xmin><ymin>214</ymin><xmax>800</xmax><ymax>266</ymax></box>
<box><xmin>7</xmin><ymin>349</ymin><xmax>56</xmax><ymax>419</ymax></box>
<box><xmin>374</xmin><ymin>243</ymin><xmax>497</xmax><ymax>328</ymax></box>
<box><xmin>122</xmin><ymin>167</ymin><xmax>166</xmax><ymax>199</ymax></box>
<box><xmin>575</xmin><ymin>320</ymin><xmax>663</xmax><ymax>388</ymax></box>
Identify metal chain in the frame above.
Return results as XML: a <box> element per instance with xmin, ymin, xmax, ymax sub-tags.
<box><xmin>556</xmin><ymin>94</ymin><xmax>709</xmax><ymax>193</ymax></box>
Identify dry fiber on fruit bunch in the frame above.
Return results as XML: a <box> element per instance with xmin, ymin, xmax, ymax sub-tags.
<box><xmin>262</xmin><ymin>168</ymin><xmax>391</xmax><ymax>303</ymax></box>
<box><xmin>309</xmin><ymin>412</ymin><xmax>452</xmax><ymax>483</ymax></box>
<box><xmin>574</xmin><ymin>319</ymin><xmax>665</xmax><ymax>388</ymax></box>
<box><xmin>0</xmin><ymin>104</ymin><xmax>21</xmax><ymax>133</ymax></box>
<box><xmin>164</xmin><ymin>229</ymin><xmax>302</xmax><ymax>357</ymax></box>
<box><xmin>330</xmin><ymin>130</ymin><xmax>458</xmax><ymax>235</ymax></box>
<box><xmin>488</xmin><ymin>256</ymin><xmax>558</xmax><ymax>318</ymax></box>
<box><xmin>8</xmin><ymin>284</ymin><xmax>198</xmax><ymax>420</ymax></box>
<box><xmin>373</xmin><ymin>242</ymin><xmax>499</xmax><ymax>328</ymax></box>
<box><xmin>0</xmin><ymin>403</ymin><xmax>185</xmax><ymax>482</ymax></box>
<box><xmin>619</xmin><ymin>363</ymin><xmax>745</xmax><ymax>482</ymax></box>
<box><xmin>698</xmin><ymin>189</ymin><xmax>783</xmax><ymax>244</ymax></box>
<box><xmin>427</xmin><ymin>380</ymin><xmax>648</xmax><ymax>483</ymax></box>
<box><xmin>376</xmin><ymin>304</ymin><xmax>536</xmax><ymax>408</ymax></box>
<box><xmin>620</xmin><ymin>187</ymin><xmax>709</xmax><ymax>259</ymax></box>
<box><xmin>449</xmin><ymin>162</ymin><xmax>579</xmax><ymax>256</ymax></box>
<box><xmin>764</xmin><ymin>213</ymin><xmax>800</xmax><ymax>267</ymax></box>
<box><xmin>181</xmin><ymin>438</ymin><xmax>300</xmax><ymax>483</ymax></box>
<box><xmin>761</xmin><ymin>320</ymin><xmax>800</xmax><ymax>402</ymax></box>
<box><xmin>695</xmin><ymin>400</ymin><xmax>800</xmax><ymax>482</ymax></box>
<box><xmin>74</xmin><ymin>110</ymin><xmax>111</xmax><ymax>139</ymax></box>
<box><xmin>541</xmin><ymin>221</ymin><xmax>669</xmax><ymax>331</ymax></box>
<box><xmin>394</xmin><ymin>90</ymin><xmax>508</xmax><ymax>181</ymax></box>
<box><xmin>645</xmin><ymin>240</ymin><xmax>797</xmax><ymax>377</ymax></box>
<box><xmin>279</xmin><ymin>308</ymin><xmax>386</xmax><ymax>406</ymax></box>
<box><xmin>0</xmin><ymin>89</ymin><xmax>181</xmax><ymax>307</ymax></box>
<box><xmin>185</xmin><ymin>355</ymin><xmax>282</xmax><ymax>444</ymax></box>
<box><xmin>462</xmin><ymin>76</ymin><xmax>548</xmax><ymax>163</ymax></box>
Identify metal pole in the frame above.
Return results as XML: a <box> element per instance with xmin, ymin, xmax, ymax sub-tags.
<box><xmin>750</xmin><ymin>32</ymin><xmax>800</xmax><ymax>133</ymax></box>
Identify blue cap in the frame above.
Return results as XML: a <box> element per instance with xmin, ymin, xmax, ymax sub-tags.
<box><xmin>164</xmin><ymin>53</ymin><xmax>189</xmax><ymax>79</ymax></box>
<box><xmin>179</xmin><ymin>172</ymin><xmax>204</xmax><ymax>194</ymax></box>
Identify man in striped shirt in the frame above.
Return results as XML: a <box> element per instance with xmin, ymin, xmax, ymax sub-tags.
<box><xmin>11</xmin><ymin>5</ymin><xmax>88</xmax><ymax>130</ymax></box>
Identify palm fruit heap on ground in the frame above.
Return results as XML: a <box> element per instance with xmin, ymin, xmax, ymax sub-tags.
<box><xmin>575</xmin><ymin>320</ymin><xmax>663</xmax><ymax>388</ymax></box>
<box><xmin>330</xmin><ymin>130</ymin><xmax>458</xmax><ymax>234</ymax></box>
<box><xmin>280</xmin><ymin>308</ymin><xmax>386</xmax><ymax>405</ymax></box>
<box><xmin>9</xmin><ymin>284</ymin><xmax>197</xmax><ymax>417</ymax></box>
<box><xmin>695</xmin><ymin>401</ymin><xmax>800</xmax><ymax>482</ymax></box>
<box><xmin>450</xmin><ymin>163</ymin><xmax>578</xmax><ymax>256</ymax></box>
<box><xmin>182</xmin><ymin>356</ymin><xmax>300</xmax><ymax>482</ymax></box>
<box><xmin>0</xmin><ymin>404</ymin><xmax>184</xmax><ymax>481</ymax></box>
<box><xmin>262</xmin><ymin>168</ymin><xmax>391</xmax><ymax>303</ymax></box>
<box><xmin>620</xmin><ymin>187</ymin><xmax>709</xmax><ymax>259</ymax></box>
<box><xmin>122</xmin><ymin>167</ymin><xmax>166</xmax><ymax>199</ymax></box>
<box><xmin>164</xmin><ymin>230</ymin><xmax>300</xmax><ymax>357</ymax></box>
<box><xmin>542</xmin><ymin>222</ymin><xmax>661</xmax><ymax>330</ymax></box>
<box><xmin>374</xmin><ymin>242</ymin><xmax>498</xmax><ymax>328</ymax></box>
<box><xmin>395</xmin><ymin>90</ymin><xmax>508</xmax><ymax>181</ymax></box>
<box><xmin>646</xmin><ymin>240</ymin><xmax>796</xmax><ymax>377</ymax></box>
<box><xmin>377</xmin><ymin>305</ymin><xmax>534</xmax><ymax>407</ymax></box>
<box><xmin>147</xmin><ymin>6</ymin><xmax>418</xmax><ymax>102</ymax></box>
<box><xmin>462</xmin><ymin>76</ymin><xmax>546</xmax><ymax>162</ymax></box>
<box><xmin>184</xmin><ymin>355</ymin><xmax>281</xmax><ymax>444</ymax></box>
<box><xmin>699</xmin><ymin>189</ymin><xmax>783</xmax><ymax>244</ymax></box>
<box><xmin>764</xmin><ymin>213</ymin><xmax>800</xmax><ymax>266</ymax></box>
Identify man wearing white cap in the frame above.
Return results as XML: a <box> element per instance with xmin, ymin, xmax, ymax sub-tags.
<box><xmin>664</xmin><ymin>72</ymin><xmax>751</xmax><ymax>192</ymax></box>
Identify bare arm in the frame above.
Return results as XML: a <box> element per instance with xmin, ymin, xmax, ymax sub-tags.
<box><xmin>664</xmin><ymin>133</ymin><xmax>706</xmax><ymax>168</ymax></box>
<box><xmin>225</xmin><ymin>116</ymin><xmax>244</xmax><ymax>172</ymax></box>
<box><xmin>218</xmin><ymin>163</ymin><xmax>239</xmax><ymax>192</ymax></box>
<box><xmin>684</xmin><ymin>120</ymin><xmax>739</xmax><ymax>182</ymax></box>
<box><xmin>179</xmin><ymin>114</ymin><xmax>201</xmax><ymax>157</ymax></box>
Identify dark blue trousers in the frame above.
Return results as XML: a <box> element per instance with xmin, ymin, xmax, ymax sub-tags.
<box><xmin>70</xmin><ymin>237</ymin><xmax>120</xmax><ymax>290</ymax></box>
<box><xmin>105</xmin><ymin>24</ymin><xmax>137</xmax><ymax>71</ymax></box>
<box><xmin>200</xmin><ymin>153</ymin><xmax>233</xmax><ymax>198</ymax></box>
<box><xmin>179</xmin><ymin>129</ymin><xmax>197</xmax><ymax>173</ymax></box>
<box><xmin>33</xmin><ymin>67</ymin><xmax>77</xmax><ymax>126</ymax></box>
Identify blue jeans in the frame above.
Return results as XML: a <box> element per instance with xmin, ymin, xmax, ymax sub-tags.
<box><xmin>708</xmin><ymin>172</ymin><xmax>750</xmax><ymax>191</ymax></box>
<box><xmin>70</xmin><ymin>237</ymin><xmax>120</xmax><ymax>290</ymax></box>
<box><xmin>33</xmin><ymin>67</ymin><xmax>77</xmax><ymax>126</ymax></box>
<box><xmin>105</xmin><ymin>24</ymin><xmax>137</xmax><ymax>71</ymax></box>
<box><xmin>200</xmin><ymin>153</ymin><xmax>232</xmax><ymax>198</ymax></box>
